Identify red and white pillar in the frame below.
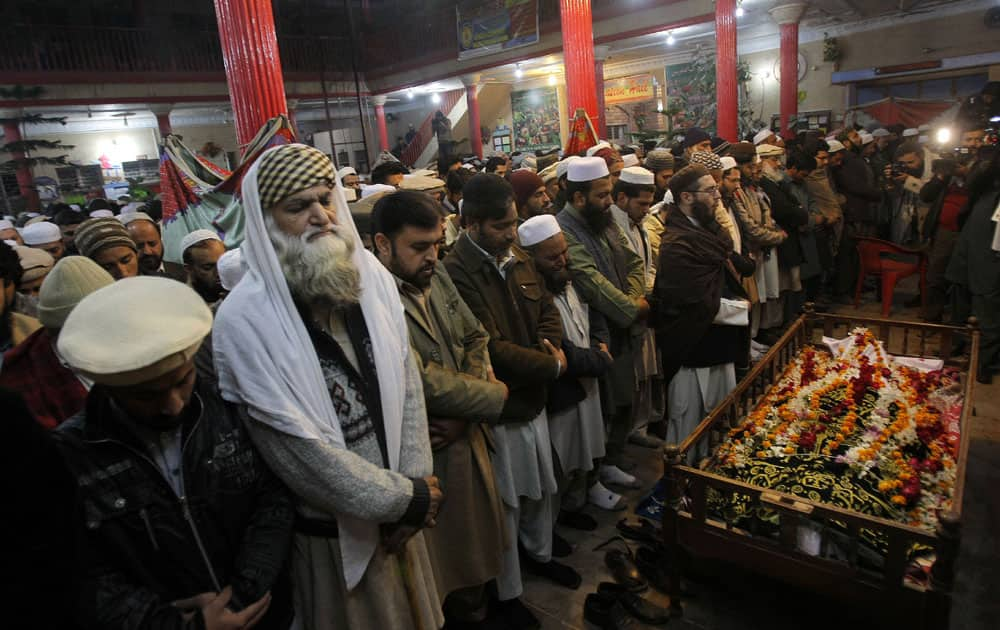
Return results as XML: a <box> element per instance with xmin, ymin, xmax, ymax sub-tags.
<box><xmin>559</xmin><ymin>0</ymin><xmax>599</xmax><ymax>128</ymax></box>
<box><xmin>715</xmin><ymin>0</ymin><xmax>739</xmax><ymax>142</ymax></box>
<box><xmin>2</xmin><ymin>118</ymin><xmax>38</xmax><ymax>210</ymax></box>
<box><xmin>462</xmin><ymin>74</ymin><xmax>483</xmax><ymax>159</ymax></box>
<box><xmin>593</xmin><ymin>45</ymin><xmax>610</xmax><ymax>139</ymax></box>
<box><xmin>372</xmin><ymin>95</ymin><xmax>390</xmax><ymax>152</ymax></box>
<box><xmin>212</xmin><ymin>0</ymin><xmax>288</xmax><ymax>149</ymax></box>
<box><xmin>769</xmin><ymin>3</ymin><xmax>807</xmax><ymax>140</ymax></box>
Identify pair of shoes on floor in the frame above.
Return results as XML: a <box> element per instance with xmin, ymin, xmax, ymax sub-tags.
<box><xmin>616</xmin><ymin>518</ymin><xmax>661</xmax><ymax>547</ymax></box>
<box><xmin>494</xmin><ymin>597</ymin><xmax>540</xmax><ymax>630</ymax></box>
<box><xmin>519</xmin><ymin>545</ymin><xmax>582</xmax><ymax>589</ymax></box>
<box><xmin>600</xmin><ymin>464</ymin><xmax>640</xmax><ymax>489</ymax></box>
<box><xmin>594</xmin><ymin>536</ymin><xmax>646</xmax><ymax>593</ymax></box>
<box><xmin>584</xmin><ymin>583</ymin><xmax>672</xmax><ymax>628</ymax></box>
<box><xmin>557</xmin><ymin>509</ymin><xmax>598</xmax><ymax>531</ymax></box>
<box><xmin>627</xmin><ymin>431</ymin><xmax>663</xmax><ymax>449</ymax></box>
<box><xmin>551</xmin><ymin>530</ymin><xmax>572</xmax><ymax>558</ymax></box>
<box><xmin>588</xmin><ymin>481</ymin><xmax>627</xmax><ymax>511</ymax></box>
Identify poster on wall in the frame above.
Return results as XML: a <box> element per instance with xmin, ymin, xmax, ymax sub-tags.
<box><xmin>605</xmin><ymin>74</ymin><xmax>655</xmax><ymax>105</ymax></box>
<box><xmin>511</xmin><ymin>87</ymin><xmax>561</xmax><ymax>152</ymax></box>
<box><xmin>457</xmin><ymin>0</ymin><xmax>539</xmax><ymax>61</ymax></box>
<box><xmin>665</xmin><ymin>61</ymin><xmax>716</xmax><ymax>134</ymax></box>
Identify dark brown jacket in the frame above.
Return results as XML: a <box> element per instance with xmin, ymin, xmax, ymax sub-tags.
<box><xmin>443</xmin><ymin>232</ymin><xmax>563</xmax><ymax>423</ymax></box>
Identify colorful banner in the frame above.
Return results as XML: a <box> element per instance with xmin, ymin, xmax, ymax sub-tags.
<box><xmin>457</xmin><ymin>0</ymin><xmax>539</xmax><ymax>61</ymax></box>
<box><xmin>665</xmin><ymin>61</ymin><xmax>716</xmax><ymax>134</ymax></box>
<box><xmin>511</xmin><ymin>87</ymin><xmax>562</xmax><ymax>152</ymax></box>
<box><xmin>605</xmin><ymin>74</ymin><xmax>655</xmax><ymax>105</ymax></box>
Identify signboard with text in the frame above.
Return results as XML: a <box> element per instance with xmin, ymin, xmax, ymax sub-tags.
<box><xmin>457</xmin><ymin>0</ymin><xmax>539</xmax><ymax>60</ymax></box>
<box><xmin>604</xmin><ymin>74</ymin><xmax>655</xmax><ymax>105</ymax></box>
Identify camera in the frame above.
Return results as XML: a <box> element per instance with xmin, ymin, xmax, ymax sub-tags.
<box><xmin>891</xmin><ymin>161</ymin><xmax>906</xmax><ymax>177</ymax></box>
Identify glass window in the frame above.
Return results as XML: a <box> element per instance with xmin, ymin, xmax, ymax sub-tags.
<box><xmin>955</xmin><ymin>74</ymin><xmax>988</xmax><ymax>98</ymax></box>
<box><xmin>888</xmin><ymin>83</ymin><xmax>919</xmax><ymax>98</ymax></box>
<box><xmin>920</xmin><ymin>78</ymin><xmax>952</xmax><ymax>100</ymax></box>
<box><xmin>856</xmin><ymin>86</ymin><xmax>886</xmax><ymax>105</ymax></box>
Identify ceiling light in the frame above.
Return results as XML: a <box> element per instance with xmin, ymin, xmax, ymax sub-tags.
<box><xmin>736</xmin><ymin>2</ymin><xmax>744</xmax><ymax>18</ymax></box>
<box><xmin>406</xmin><ymin>89</ymin><xmax>414</xmax><ymax>99</ymax></box>
<box><xmin>431</xmin><ymin>93</ymin><xmax>441</xmax><ymax>104</ymax></box>
<box><xmin>515</xmin><ymin>63</ymin><xmax>523</xmax><ymax>79</ymax></box>
<box><xmin>548</xmin><ymin>74</ymin><xmax>557</xmax><ymax>86</ymax></box>
<box><xmin>935</xmin><ymin>127</ymin><xmax>951</xmax><ymax>144</ymax></box>
<box><xmin>666</xmin><ymin>32</ymin><xmax>675</xmax><ymax>46</ymax></box>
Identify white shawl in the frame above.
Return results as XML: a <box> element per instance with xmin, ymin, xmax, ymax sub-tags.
<box><xmin>213</xmin><ymin>144</ymin><xmax>409</xmax><ymax>589</ymax></box>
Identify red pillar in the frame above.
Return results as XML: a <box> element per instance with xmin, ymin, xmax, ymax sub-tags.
<box><xmin>3</xmin><ymin>121</ymin><xmax>38</xmax><ymax>210</ymax></box>
<box><xmin>373</xmin><ymin>95</ymin><xmax>389</xmax><ymax>152</ymax></box>
<box><xmin>770</xmin><ymin>3</ymin><xmax>807</xmax><ymax>140</ymax></box>
<box><xmin>593</xmin><ymin>45</ymin><xmax>609</xmax><ymax>139</ymax></box>
<box><xmin>155</xmin><ymin>113</ymin><xmax>172</xmax><ymax>137</ymax></box>
<box><xmin>213</xmin><ymin>0</ymin><xmax>288</xmax><ymax>149</ymax></box>
<box><xmin>559</xmin><ymin>0</ymin><xmax>599</xmax><ymax>129</ymax></box>
<box><xmin>715</xmin><ymin>0</ymin><xmax>738</xmax><ymax>141</ymax></box>
<box><xmin>462</xmin><ymin>76</ymin><xmax>483</xmax><ymax>159</ymax></box>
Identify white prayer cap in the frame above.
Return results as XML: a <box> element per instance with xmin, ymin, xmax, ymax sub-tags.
<box><xmin>872</xmin><ymin>128</ymin><xmax>890</xmax><ymax>138</ymax></box>
<box><xmin>25</xmin><ymin>212</ymin><xmax>40</xmax><ymax>218</ymax></box>
<box><xmin>119</xmin><ymin>211</ymin><xmax>155</xmax><ymax>226</ymax></box>
<box><xmin>361</xmin><ymin>183</ymin><xmax>396</xmax><ymax>199</ymax></box>
<box><xmin>461</xmin><ymin>163</ymin><xmax>476</xmax><ymax>170</ymax></box>
<box><xmin>556</xmin><ymin>156</ymin><xmax>582</xmax><ymax>179</ymax></box>
<box><xmin>217</xmin><ymin>247</ymin><xmax>245</xmax><ymax>291</ymax></box>
<box><xmin>753</xmin><ymin>128</ymin><xmax>774</xmax><ymax>145</ymax></box>
<box><xmin>0</xmin><ymin>219</ymin><xmax>14</xmax><ymax>231</ymax></box>
<box><xmin>719</xmin><ymin>156</ymin><xmax>738</xmax><ymax>171</ymax></box>
<box><xmin>26</xmin><ymin>215</ymin><xmax>49</xmax><ymax>227</ymax></box>
<box><xmin>826</xmin><ymin>139</ymin><xmax>846</xmax><ymax>153</ymax></box>
<box><xmin>622</xmin><ymin>154</ymin><xmax>640</xmax><ymax>168</ymax></box>
<box><xmin>69</xmin><ymin>204</ymin><xmax>82</xmax><ymax>212</ymax></box>
<box><xmin>619</xmin><ymin>166</ymin><xmax>654</xmax><ymax>186</ymax></box>
<box><xmin>90</xmin><ymin>209</ymin><xmax>114</xmax><ymax>218</ymax></box>
<box><xmin>902</xmin><ymin>128</ymin><xmax>918</xmax><ymax>137</ymax></box>
<box><xmin>3</xmin><ymin>239</ymin><xmax>17</xmax><ymax>247</ymax></box>
<box><xmin>586</xmin><ymin>141</ymin><xmax>612</xmax><ymax>157</ymax></box>
<box><xmin>567</xmin><ymin>156</ymin><xmax>610</xmax><ymax>182</ymax></box>
<box><xmin>22</xmin><ymin>221</ymin><xmax>62</xmax><ymax>246</ymax></box>
<box><xmin>180</xmin><ymin>229</ymin><xmax>223</xmax><ymax>256</ymax></box>
<box><xmin>123</xmin><ymin>201</ymin><xmax>144</xmax><ymax>214</ymax></box>
<box><xmin>337</xmin><ymin>166</ymin><xmax>357</xmax><ymax>179</ymax></box>
<box><xmin>756</xmin><ymin>144</ymin><xmax>784</xmax><ymax>158</ymax></box>
<box><xmin>860</xmin><ymin>132</ymin><xmax>874</xmax><ymax>145</ymax></box>
<box><xmin>518</xmin><ymin>214</ymin><xmax>562</xmax><ymax>247</ymax></box>
<box><xmin>58</xmin><ymin>276</ymin><xmax>212</xmax><ymax>387</ymax></box>
<box><xmin>538</xmin><ymin>162</ymin><xmax>560</xmax><ymax>183</ymax></box>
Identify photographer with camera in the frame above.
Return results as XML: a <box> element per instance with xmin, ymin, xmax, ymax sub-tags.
<box><xmin>919</xmin><ymin>123</ymin><xmax>987</xmax><ymax>322</ymax></box>
<box><xmin>882</xmin><ymin>140</ymin><xmax>936</xmax><ymax>245</ymax></box>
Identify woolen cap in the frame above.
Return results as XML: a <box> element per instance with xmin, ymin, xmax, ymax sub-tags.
<box><xmin>567</xmin><ymin>156</ymin><xmax>610</xmax><ymax>182</ymax></box>
<box><xmin>37</xmin><ymin>256</ymin><xmax>114</xmax><ymax>329</ymax></box>
<box><xmin>510</xmin><ymin>170</ymin><xmax>546</xmax><ymax>209</ymax></box>
<box><xmin>619</xmin><ymin>166</ymin><xmax>655</xmax><ymax>186</ymax></box>
<box><xmin>518</xmin><ymin>214</ymin><xmax>561</xmax><ymax>247</ymax></box>
<box><xmin>16</xmin><ymin>246</ymin><xmax>55</xmax><ymax>282</ymax></box>
<box><xmin>58</xmin><ymin>276</ymin><xmax>212</xmax><ymax>387</ymax></box>
<box><xmin>643</xmin><ymin>149</ymin><xmax>675</xmax><ymax>172</ymax></box>
<box><xmin>727</xmin><ymin>142</ymin><xmax>758</xmax><ymax>164</ymax></box>
<box><xmin>74</xmin><ymin>217</ymin><xmax>138</xmax><ymax>259</ymax></box>
<box><xmin>689</xmin><ymin>151</ymin><xmax>723</xmax><ymax>170</ymax></box>
<box><xmin>682</xmin><ymin>127</ymin><xmax>711</xmax><ymax>148</ymax></box>
<box><xmin>22</xmin><ymin>221</ymin><xmax>62</xmax><ymax>246</ymax></box>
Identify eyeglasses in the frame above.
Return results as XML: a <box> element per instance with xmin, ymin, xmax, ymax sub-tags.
<box><xmin>686</xmin><ymin>186</ymin><xmax>720</xmax><ymax>196</ymax></box>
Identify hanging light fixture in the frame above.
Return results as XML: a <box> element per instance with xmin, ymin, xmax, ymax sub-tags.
<box><xmin>406</xmin><ymin>89</ymin><xmax>415</xmax><ymax>99</ymax></box>
<box><xmin>431</xmin><ymin>92</ymin><xmax>441</xmax><ymax>104</ymax></box>
<box><xmin>515</xmin><ymin>63</ymin><xmax>524</xmax><ymax>79</ymax></box>
<box><xmin>735</xmin><ymin>1</ymin><xmax>745</xmax><ymax>18</ymax></box>
<box><xmin>666</xmin><ymin>31</ymin><xmax>676</xmax><ymax>46</ymax></box>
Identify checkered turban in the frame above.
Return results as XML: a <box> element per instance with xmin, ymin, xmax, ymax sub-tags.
<box><xmin>256</xmin><ymin>144</ymin><xmax>336</xmax><ymax>211</ymax></box>
<box><xmin>689</xmin><ymin>151</ymin><xmax>723</xmax><ymax>171</ymax></box>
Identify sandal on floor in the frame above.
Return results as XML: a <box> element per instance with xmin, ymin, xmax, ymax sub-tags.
<box><xmin>593</xmin><ymin>536</ymin><xmax>647</xmax><ymax>593</ymax></box>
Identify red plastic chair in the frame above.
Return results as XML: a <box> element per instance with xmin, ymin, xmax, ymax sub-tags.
<box><xmin>854</xmin><ymin>237</ymin><xmax>927</xmax><ymax>317</ymax></box>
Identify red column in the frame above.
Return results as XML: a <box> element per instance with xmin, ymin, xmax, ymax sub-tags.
<box><xmin>770</xmin><ymin>3</ymin><xmax>806</xmax><ymax>140</ymax></box>
<box><xmin>593</xmin><ymin>45</ymin><xmax>609</xmax><ymax>139</ymax></box>
<box><xmin>462</xmin><ymin>76</ymin><xmax>483</xmax><ymax>159</ymax></box>
<box><xmin>155</xmin><ymin>113</ymin><xmax>172</xmax><ymax>137</ymax></box>
<box><xmin>715</xmin><ymin>0</ymin><xmax>738</xmax><ymax>141</ymax></box>
<box><xmin>3</xmin><ymin>121</ymin><xmax>38</xmax><ymax>210</ymax></box>
<box><xmin>559</xmin><ymin>0</ymin><xmax>598</xmax><ymax>128</ymax></box>
<box><xmin>373</xmin><ymin>95</ymin><xmax>389</xmax><ymax>152</ymax></box>
<box><xmin>213</xmin><ymin>0</ymin><xmax>288</xmax><ymax>149</ymax></box>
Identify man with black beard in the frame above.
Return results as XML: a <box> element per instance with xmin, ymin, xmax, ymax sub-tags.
<box><xmin>372</xmin><ymin>190</ymin><xmax>509</xmax><ymax>628</ymax></box>
<box><xmin>556</xmin><ymin>157</ymin><xmax>648</xmax><ymax>497</ymax></box>
<box><xmin>52</xmin><ymin>276</ymin><xmax>295</xmax><ymax>629</ymax></box>
<box><xmin>213</xmin><ymin>144</ymin><xmax>445</xmax><ymax>630</ymax></box>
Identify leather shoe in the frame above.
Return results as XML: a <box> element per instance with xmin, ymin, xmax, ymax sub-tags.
<box><xmin>597</xmin><ymin>582</ymin><xmax>671</xmax><ymax>624</ymax></box>
<box><xmin>557</xmin><ymin>509</ymin><xmax>598</xmax><ymax>531</ymax></box>
<box><xmin>616</xmin><ymin>518</ymin><xmax>661</xmax><ymax>547</ymax></box>
<box><xmin>584</xmin><ymin>593</ymin><xmax>636</xmax><ymax>629</ymax></box>
<box><xmin>635</xmin><ymin>546</ymin><xmax>670</xmax><ymax>593</ymax></box>
<box><xmin>595</xmin><ymin>536</ymin><xmax>646</xmax><ymax>592</ymax></box>
<box><xmin>552</xmin><ymin>530</ymin><xmax>572</xmax><ymax>558</ymax></box>
<box><xmin>520</xmin><ymin>553</ymin><xmax>582</xmax><ymax>590</ymax></box>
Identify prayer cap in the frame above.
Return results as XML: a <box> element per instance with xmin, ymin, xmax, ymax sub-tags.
<box><xmin>619</xmin><ymin>166</ymin><xmax>654</xmax><ymax>186</ymax></box>
<box><xmin>58</xmin><ymin>276</ymin><xmax>212</xmax><ymax>387</ymax></box>
<box><xmin>180</xmin><ymin>229</ymin><xmax>223</xmax><ymax>257</ymax></box>
<box><xmin>727</xmin><ymin>142</ymin><xmax>757</xmax><ymax>164</ymax></box>
<box><xmin>860</xmin><ymin>132</ymin><xmax>874</xmax><ymax>145</ymax></box>
<box><xmin>753</xmin><ymin>128</ymin><xmax>774</xmax><ymax>145</ymax></box>
<box><xmin>256</xmin><ymin>143</ymin><xmax>335</xmax><ymax>211</ymax></box>
<box><xmin>0</xmin><ymin>219</ymin><xmax>13</xmax><ymax>230</ymax></box>
<box><xmin>826</xmin><ymin>140</ymin><xmax>846</xmax><ymax>153</ymax></box>
<box><xmin>567</xmin><ymin>156</ymin><xmax>610</xmax><ymax>182</ymax></box>
<box><xmin>69</xmin><ymin>204</ymin><xmax>82</xmax><ymax>212</ymax></box>
<box><xmin>90</xmin><ymin>209</ymin><xmax>114</xmax><ymax>218</ymax></box>
<box><xmin>510</xmin><ymin>170</ymin><xmax>546</xmax><ymax>209</ymax></box>
<box><xmin>361</xmin><ymin>183</ymin><xmax>396</xmax><ymax>199</ymax></box>
<box><xmin>756</xmin><ymin>144</ymin><xmax>785</xmax><ymax>158</ymax></box>
<box><xmin>74</xmin><ymin>217</ymin><xmax>137</xmax><ymax>259</ymax></box>
<box><xmin>622</xmin><ymin>154</ymin><xmax>640</xmax><ymax>168</ymax></box>
<box><xmin>719</xmin><ymin>156</ymin><xmax>738</xmax><ymax>171</ymax></box>
<box><xmin>217</xmin><ymin>248</ymin><xmax>245</xmax><ymax>291</ymax></box>
<box><xmin>644</xmin><ymin>149</ymin><xmax>675</xmax><ymax>172</ymax></box>
<box><xmin>518</xmin><ymin>215</ymin><xmax>562</xmax><ymax>248</ymax></box>
<box><xmin>119</xmin><ymin>211</ymin><xmax>156</xmax><ymax>226</ymax></box>
<box><xmin>26</xmin><ymin>215</ymin><xmax>49</xmax><ymax>227</ymax></box>
<box><xmin>902</xmin><ymin>128</ymin><xmax>919</xmax><ymax>137</ymax></box>
<box><xmin>556</xmin><ymin>156</ymin><xmax>582</xmax><ymax>179</ymax></box>
<box><xmin>689</xmin><ymin>151</ymin><xmax>723</xmax><ymax>170</ymax></box>
<box><xmin>682</xmin><ymin>127</ymin><xmax>711</xmax><ymax>148</ymax></box>
<box><xmin>521</xmin><ymin>154</ymin><xmax>538</xmax><ymax>171</ymax></box>
<box><xmin>37</xmin><ymin>256</ymin><xmax>114</xmax><ymax>329</ymax></box>
<box><xmin>538</xmin><ymin>162</ymin><xmax>560</xmax><ymax>183</ymax></box>
<box><xmin>399</xmin><ymin>175</ymin><xmax>446</xmax><ymax>192</ymax></box>
<box><xmin>586</xmin><ymin>141</ymin><xmax>612</xmax><ymax>157</ymax></box>
<box><xmin>22</xmin><ymin>221</ymin><xmax>61</xmax><ymax>245</ymax></box>
<box><xmin>16</xmin><ymin>246</ymin><xmax>54</xmax><ymax>282</ymax></box>
<box><xmin>337</xmin><ymin>166</ymin><xmax>357</xmax><ymax>180</ymax></box>
<box><xmin>873</xmin><ymin>128</ymin><xmax>890</xmax><ymax>138</ymax></box>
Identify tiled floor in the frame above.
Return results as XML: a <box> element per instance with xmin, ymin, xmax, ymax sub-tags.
<box><xmin>521</xmin><ymin>283</ymin><xmax>1000</xmax><ymax>629</ymax></box>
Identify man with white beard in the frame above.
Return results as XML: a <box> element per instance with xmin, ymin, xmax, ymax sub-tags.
<box><xmin>212</xmin><ymin>144</ymin><xmax>444</xmax><ymax>630</ymax></box>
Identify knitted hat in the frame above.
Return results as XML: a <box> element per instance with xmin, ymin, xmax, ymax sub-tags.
<box><xmin>727</xmin><ymin>141</ymin><xmax>757</xmax><ymax>164</ymax></box>
<box><xmin>37</xmin><ymin>255</ymin><xmax>115</xmax><ymax>329</ymax></box>
<box><xmin>510</xmin><ymin>170</ymin><xmax>546</xmax><ymax>210</ymax></box>
<box><xmin>74</xmin><ymin>217</ymin><xmax>138</xmax><ymax>259</ymax></box>
<box><xmin>682</xmin><ymin>127</ymin><xmax>711</xmax><ymax>148</ymax></box>
<box><xmin>689</xmin><ymin>151</ymin><xmax>723</xmax><ymax>171</ymax></box>
<box><xmin>15</xmin><ymin>246</ymin><xmax>55</xmax><ymax>282</ymax></box>
<box><xmin>644</xmin><ymin>149</ymin><xmax>675</xmax><ymax>172</ymax></box>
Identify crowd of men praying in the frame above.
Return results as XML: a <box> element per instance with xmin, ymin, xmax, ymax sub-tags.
<box><xmin>2</xmin><ymin>81</ymin><xmax>999</xmax><ymax>630</ymax></box>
